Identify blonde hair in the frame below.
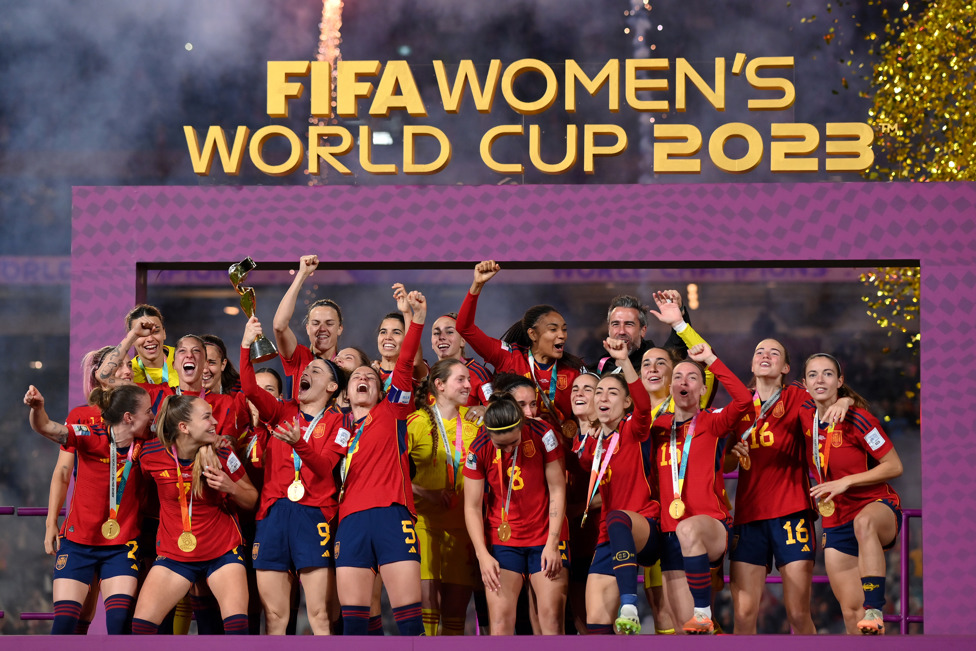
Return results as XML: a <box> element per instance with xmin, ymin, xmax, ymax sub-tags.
<box><xmin>155</xmin><ymin>394</ymin><xmax>218</xmax><ymax>497</ymax></box>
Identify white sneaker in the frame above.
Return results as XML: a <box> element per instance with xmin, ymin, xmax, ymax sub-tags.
<box><xmin>614</xmin><ymin>603</ymin><xmax>641</xmax><ymax>635</ymax></box>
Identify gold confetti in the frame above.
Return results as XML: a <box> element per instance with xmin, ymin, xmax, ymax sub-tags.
<box><xmin>867</xmin><ymin>0</ymin><xmax>975</xmax><ymax>181</ymax></box>
<box><xmin>859</xmin><ymin>267</ymin><xmax>921</xmax><ymax>353</ymax></box>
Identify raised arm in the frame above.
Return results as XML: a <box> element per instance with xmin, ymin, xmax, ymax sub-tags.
<box><xmin>390</xmin><ymin>286</ymin><xmax>426</xmax><ymax>401</ymax></box>
<box><xmin>273</xmin><ymin>255</ymin><xmax>319</xmax><ymax>360</ymax></box>
<box><xmin>240</xmin><ymin>317</ymin><xmax>284</xmax><ymax>424</ymax></box>
<box><xmin>650</xmin><ymin>289</ymin><xmax>691</xmax><ymax>356</ymax></box>
<box><xmin>24</xmin><ymin>385</ymin><xmax>70</xmax><ymax>445</ymax></box>
<box><xmin>456</xmin><ymin>261</ymin><xmax>509</xmax><ymax>366</ymax></box>
<box><xmin>96</xmin><ymin>319</ymin><xmax>155</xmax><ymax>389</ymax></box>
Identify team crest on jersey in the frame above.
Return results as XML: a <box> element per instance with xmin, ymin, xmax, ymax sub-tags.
<box><xmin>556</xmin><ymin>375</ymin><xmax>568</xmax><ymax>390</ymax></box>
<box><xmin>522</xmin><ymin>440</ymin><xmax>536</xmax><ymax>458</ymax></box>
<box><xmin>252</xmin><ymin>543</ymin><xmax>260</xmax><ymax>560</ymax></box>
<box><xmin>312</xmin><ymin>422</ymin><xmax>328</xmax><ymax>439</ymax></box>
<box><xmin>773</xmin><ymin>402</ymin><xmax>785</xmax><ymax>418</ymax></box>
<box><xmin>831</xmin><ymin>430</ymin><xmax>843</xmax><ymax>448</ymax></box>
<box><xmin>335</xmin><ymin>428</ymin><xmax>352</xmax><ymax>447</ymax></box>
<box><xmin>542</xmin><ymin>430</ymin><xmax>558</xmax><ymax>453</ymax></box>
<box><xmin>56</xmin><ymin>554</ymin><xmax>68</xmax><ymax>570</ymax></box>
<box><xmin>465</xmin><ymin>453</ymin><xmax>477</xmax><ymax>470</ymax></box>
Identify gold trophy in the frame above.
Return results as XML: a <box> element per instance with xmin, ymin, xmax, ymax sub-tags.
<box><xmin>229</xmin><ymin>257</ymin><xmax>278</xmax><ymax>362</ymax></box>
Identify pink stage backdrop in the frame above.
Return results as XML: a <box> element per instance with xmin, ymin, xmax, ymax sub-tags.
<box><xmin>71</xmin><ymin>182</ymin><xmax>976</xmax><ymax>638</ymax></box>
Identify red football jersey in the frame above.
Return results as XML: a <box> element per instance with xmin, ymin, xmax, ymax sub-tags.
<box><xmin>240</xmin><ymin>348</ymin><xmax>344</xmax><ymax>521</ymax></box>
<box><xmin>281</xmin><ymin>344</ymin><xmax>316</xmax><ymax>402</ymax></box>
<box><xmin>651</xmin><ymin>359</ymin><xmax>752</xmax><ymax>533</ymax></box>
<box><xmin>579</xmin><ymin>379</ymin><xmax>658</xmax><ymax>544</ymax></box>
<box><xmin>800</xmin><ymin>404</ymin><xmax>900</xmax><ymax>527</ymax></box>
<box><xmin>463</xmin><ymin>418</ymin><xmax>564</xmax><ymax>547</ymax></box>
<box><xmin>62</xmin><ymin>404</ymin><xmax>103</xmax><ymax>454</ymax></box>
<box><xmin>140</xmin><ymin>439</ymin><xmax>247</xmax><ymax>561</ymax></box>
<box><xmin>62</xmin><ymin>423</ymin><xmax>144</xmax><ymax>546</ymax></box>
<box><xmin>457</xmin><ymin>292</ymin><xmax>581</xmax><ymax>424</ymax></box>
<box><xmin>729</xmin><ymin>384</ymin><xmax>814</xmax><ymax>524</ymax></box>
<box><xmin>327</xmin><ymin>320</ymin><xmax>422</xmax><ymax>524</ymax></box>
<box><xmin>141</xmin><ymin>384</ymin><xmax>249</xmax><ymax>441</ymax></box>
<box><xmin>464</xmin><ymin>357</ymin><xmax>494</xmax><ymax>406</ymax></box>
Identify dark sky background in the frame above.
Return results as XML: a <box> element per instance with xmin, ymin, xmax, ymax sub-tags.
<box><xmin>0</xmin><ymin>0</ymin><xmax>887</xmax><ymax>256</ymax></box>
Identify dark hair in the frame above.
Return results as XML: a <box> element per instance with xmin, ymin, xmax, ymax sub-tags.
<box><xmin>416</xmin><ymin>358</ymin><xmax>467</xmax><ymax>460</ymax></box>
<box><xmin>254</xmin><ymin>367</ymin><xmax>283</xmax><ymax>395</ymax></box>
<box><xmin>500</xmin><ymin>304</ymin><xmax>584</xmax><ymax>370</ymax></box>
<box><xmin>155</xmin><ymin>395</ymin><xmax>217</xmax><ymax>498</ymax></box>
<box><xmin>125</xmin><ymin>304</ymin><xmax>164</xmax><ymax>331</ymax></box>
<box><xmin>672</xmin><ymin>359</ymin><xmax>707</xmax><ymax>383</ymax></box>
<box><xmin>304</xmin><ymin>299</ymin><xmax>344</xmax><ymax>326</ymax></box>
<box><xmin>82</xmin><ymin>345</ymin><xmax>117</xmax><ymax>398</ymax></box>
<box><xmin>642</xmin><ymin>345</ymin><xmax>682</xmax><ymax>369</ymax></box>
<box><xmin>492</xmin><ymin>372</ymin><xmax>536</xmax><ymax>396</ymax></box>
<box><xmin>201</xmin><ymin>334</ymin><xmax>241</xmax><ymax>394</ymax></box>
<box><xmin>607</xmin><ymin>295</ymin><xmax>649</xmax><ymax>329</ymax></box>
<box><xmin>484</xmin><ymin>393</ymin><xmax>523</xmax><ymax>434</ymax></box>
<box><xmin>89</xmin><ymin>384</ymin><xmax>148</xmax><ymax>426</ymax></box>
<box><xmin>339</xmin><ymin>346</ymin><xmax>372</xmax><ymax>369</ymax></box>
<box><xmin>501</xmin><ymin>304</ymin><xmax>559</xmax><ymax>349</ymax></box>
<box><xmin>377</xmin><ymin>312</ymin><xmax>405</xmax><ymax>332</ymax></box>
<box><xmin>802</xmin><ymin>353</ymin><xmax>869</xmax><ymax>409</ymax></box>
<box><xmin>317</xmin><ymin>356</ymin><xmax>349</xmax><ymax>398</ymax></box>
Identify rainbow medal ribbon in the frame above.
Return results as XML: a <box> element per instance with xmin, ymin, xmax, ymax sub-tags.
<box><xmin>738</xmin><ymin>387</ymin><xmax>781</xmax><ymax>471</ymax></box>
<box><xmin>496</xmin><ymin>442</ymin><xmax>520</xmax><ymax>543</ymax></box>
<box><xmin>811</xmin><ymin>416</ymin><xmax>836</xmax><ymax>517</ymax></box>
<box><xmin>173</xmin><ymin>446</ymin><xmax>197</xmax><ymax>552</ymax></box>
<box><xmin>668</xmin><ymin>414</ymin><xmax>697</xmax><ymax>519</ymax></box>
<box><xmin>288</xmin><ymin>408</ymin><xmax>326</xmax><ymax>502</ymax></box>
<box><xmin>101</xmin><ymin>427</ymin><xmax>134</xmax><ymax>541</ymax></box>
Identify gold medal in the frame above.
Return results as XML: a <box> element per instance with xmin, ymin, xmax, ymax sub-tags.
<box><xmin>101</xmin><ymin>518</ymin><xmax>120</xmax><ymax>540</ymax></box>
<box><xmin>178</xmin><ymin>531</ymin><xmax>197</xmax><ymax>552</ymax></box>
<box><xmin>739</xmin><ymin>456</ymin><xmax>751</xmax><ymax>471</ymax></box>
<box><xmin>561</xmin><ymin>420</ymin><xmax>578</xmax><ymax>439</ymax></box>
<box><xmin>287</xmin><ymin>480</ymin><xmax>305</xmax><ymax>502</ymax></box>
<box><xmin>497</xmin><ymin>521</ymin><xmax>512</xmax><ymax>542</ymax></box>
<box><xmin>669</xmin><ymin>498</ymin><xmax>686</xmax><ymax>520</ymax></box>
<box><xmin>818</xmin><ymin>499</ymin><xmax>835</xmax><ymax>517</ymax></box>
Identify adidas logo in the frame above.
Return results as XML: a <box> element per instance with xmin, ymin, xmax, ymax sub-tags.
<box><xmin>802</xmin><ymin>545</ymin><xmax>810</xmax><ymax>552</ymax></box>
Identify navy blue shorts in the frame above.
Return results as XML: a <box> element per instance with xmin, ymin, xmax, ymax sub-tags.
<box><xmin>334</xmin><ymin>505</ymin><xmax>421</xmax><ymax>570</ymax></box>
<box><xmin>730</xmin><ymin>510</ymin><xmax>817</xmax><ymax>569</ymax></box>
<box><xmin>660</xmin><ymin>519</ymin><xmax>731</xmax><ymax>572</ymax></box>
<box><xmin>823</xmin><ymin>499</ymin><xmax>902</xmax><ymax>557</ymax></box>
<box><xmin>154</xmin><ymin>546</ymin><xmax>246</xmax><ymax>583</ymax></box>
<box><xmin>253</xmin><ymin>499</ymin><xmax>334</xmax><ymax>571</ymax></box>
<box><xmin>492</xmin><ymin>540</ymin><xmax>570</xmax><ymax>576</ymax></box>
<box><xmin>54</xmin><ymin>538</ymin><xmax>140</xmax><ymax>582</ymax></box>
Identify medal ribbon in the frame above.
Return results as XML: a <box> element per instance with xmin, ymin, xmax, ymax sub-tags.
<box><xmin>431</xmin><ymin>404</ymin><xmax>464</xmax><ymax>489</ymax></box>
<box><xmin>172</xmin><ymin>446</ymin><xmax>194</xmax><ymax>534</ymax></box>
<box><xmin>740</xmin><ymin>388</ymin><xmax>782</xmax><ymax>442</ymax></box>
<box><xmin>293</xmin><ymin>408</ymin><xmax>326</xmax><ymax>482</ymax></box>
<box><xmin>527</xmin><ymin>351</ymin><xmax>558</xmax><ymax>416</ymax></box>
<box><xmin>652</xmin><ymin>396</ymin><xmax>673</xmax><ymax>420</ymax></box>
<box><xmin>339</xmin><ymin>417</ymin><xmax>368</xmax><ymax>486</ymax></box>
<box><xmin>137</xmin><ymin>354</ymin><xmax>169</xmax><ymax>385</ymax></box>
<box><xmin>496</xmin><ymin>442</ymin><xmax>520</xmax><ymax>527</ymax></box>
<box><xmin>811</xmin><ymin>417</ymin><xmax>835</xmax><ymax>484</ymax></box>
<box><xmin>669</xmin><ymin>414</ymin><xmax>698</xmax><ymax>501</ymax></box>
<box><xmin>107</xmin><ymin>429</ymin><xmax>135</xmax><ymax>520</ymax></box>
<box><xmin>583</xmin><ymin>430</ymin><xmax>619</xmax><ymax>514</ymax></box>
